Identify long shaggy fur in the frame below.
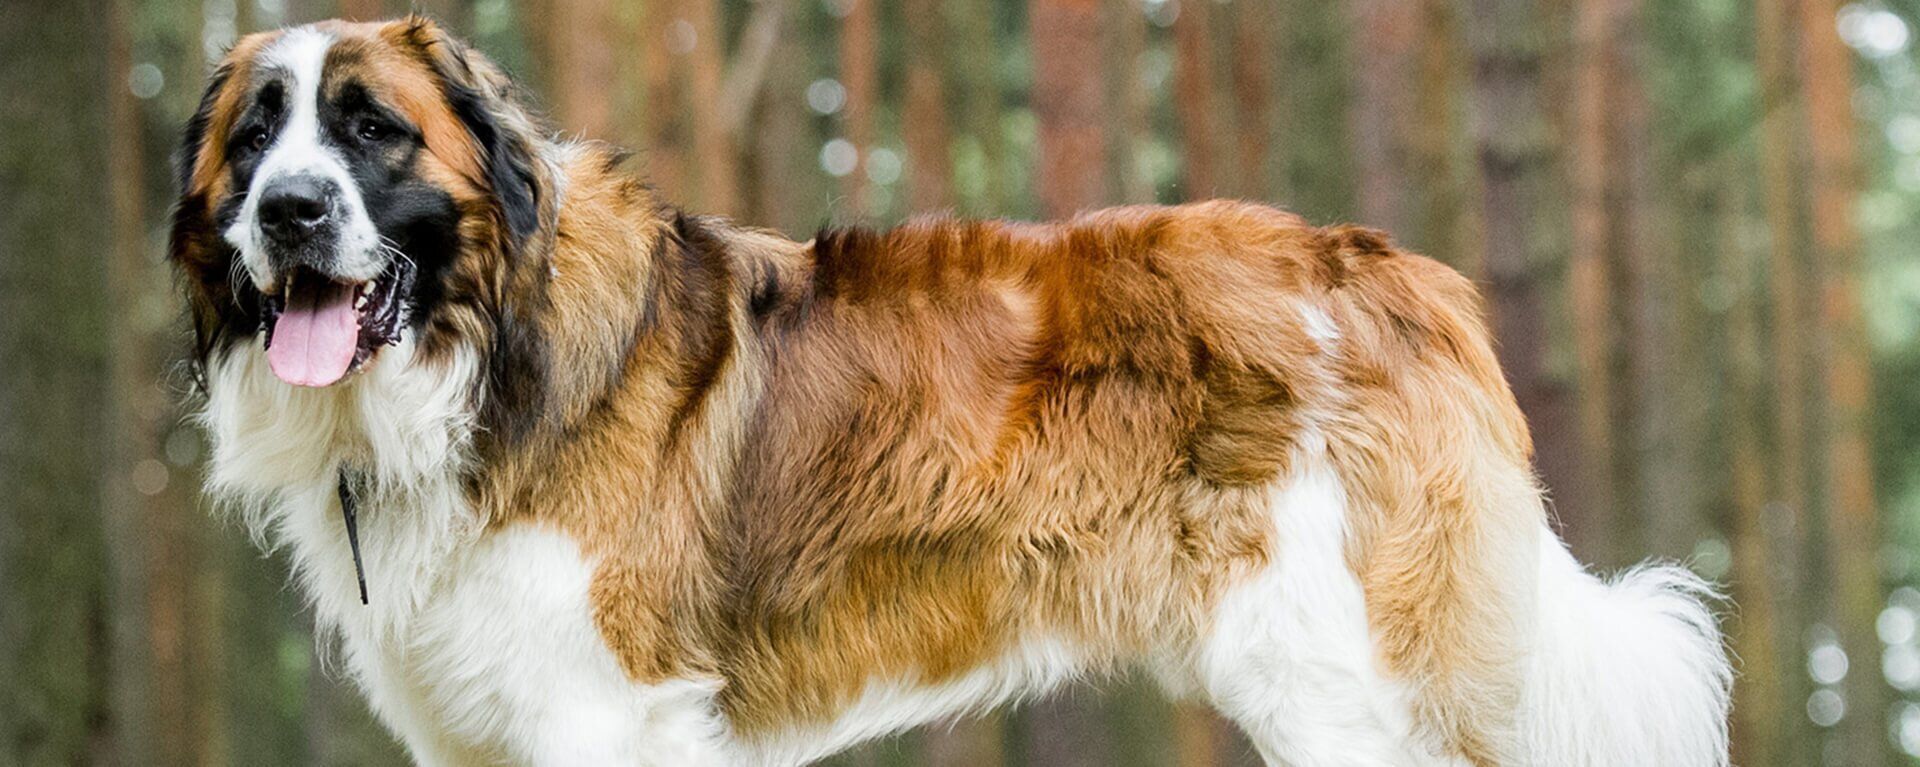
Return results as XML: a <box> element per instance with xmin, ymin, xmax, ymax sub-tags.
<box><xmin>171</xmin><ymin>18</ymin><xmax>1734</xmax><ymax>766</ymax></box>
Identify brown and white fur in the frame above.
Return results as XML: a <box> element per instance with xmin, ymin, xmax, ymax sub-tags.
<box><xmin>171</xmin><ymin>18</ymin><xmax>1732</xmax><ymax>766</ymax></box>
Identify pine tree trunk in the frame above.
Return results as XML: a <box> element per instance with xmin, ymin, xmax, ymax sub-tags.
<box><xmin>1463</xmin><ymin>0</ymin><xmax>1586</xmax><ymax>562</ymax></box>
<box><xmin>1568</xmin><ymin>0</ymin><xmax>1646</xmax><ymax>568</ymax></box>
<box><xmin>1796</xmin><ymin>0</ymin><xmax>1886</xmax><ymax>761</ymax></box>
<box><xmin>1349</xmin><ymin>0</ymin><xmax>1416</xmax><ymax>235</ymax></box>
<box><xmin>922</xmin><ymin>711</ymin><xmax>1005</xmax><ymax>767</ymax></box>
<box><xmin>1721</xmin><ymin>163</ymin><xmax>1788</xmax><ymax>767</ymax></box>
<box><xmin>838</xmin><ymin>0</ymin><xmax>878</xmax><ymax>216</ymax></box>
<box><xmin>747</xmin><ymin>10</ymin><xmax>818</xmax><ymax>235</ymax></box>
<box><xmin>685</xmin><ymin>0</ymin><xmax>737</xmax><ymax>214</ymax></box>
<box><xmin>541</xmin><ymin>0</ymin><xmax>618</xmax><ymax>140</ymax></box>
<box><xmin>1228</xmin><ymin>0</ymin><xmax>1273</xmax><ymax>201</ymax></box>
<box><xmin>0</xmin><ymin>0</ymin><xmax>114</xmax><ymax>763</ymax></box>
<box><xmin>104</xmin><ymin>3</ymin><xmax>157</xmax><ymax>763</ymax></box>
<box><xmin>1412</xmin><ymin>0</ymin><xmax>1476</xmax><ymax>273</ymax></box>
<box><xmin>1752</xmin><ymin>2</ymin><xmax>1819</xmax><ymax>762</ymax></box>
<box><xmin>1031</xmin><ymin>0</ymin><xmax>1106</xmax><ymax>216</ymax></box>
<box><xmin>1171</xmin><ymin>0</ymin><xmax>1215</xmax><ymax>199</ymax></box>
<box><xmin>644</xmin><ymin>0</ymin><xmax>690</xmax><ymax>200</ymax></box>
<box><xmin>902</xmin><ymin>0</ymin><xmax>954</xmax><ymax>211</ymax></box>
<box><xmin>952</xmin><ymin>0</ymin><xmax>1005</xmax><ymax>214</ymax></box>
<box><xmin>1103</xmin><ymin>0</ymin><xmax>1152</xmax><ymax>203</ymax></box>
<box><xmin>338</xmin><ymin>0</ymin><xmax>386</xmax><ymax>21</ymax></box>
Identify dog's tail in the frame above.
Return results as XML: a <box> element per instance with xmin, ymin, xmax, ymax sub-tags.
<box><xmin>1517</xmin><ymin>531</ymin><xmax>1732</xmax><ymax>766</ymax></box>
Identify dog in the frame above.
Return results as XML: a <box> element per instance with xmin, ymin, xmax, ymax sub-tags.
<box><xmin>169</xmin><ymin>17</ymin><xmax>1732</xmax><ymax>766</ymax></box>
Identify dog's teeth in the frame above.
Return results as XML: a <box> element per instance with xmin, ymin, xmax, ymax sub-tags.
<box><xmin>355</xmin><ymin>293</ymin><xmax>369</xmax><ymax>309</ymax></box>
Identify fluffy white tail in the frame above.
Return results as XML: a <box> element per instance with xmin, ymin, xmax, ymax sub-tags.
<box><xmin>1519</xmin><ymin>534</ymin><xmax>1733</xmax><ymax>767</ymax></box>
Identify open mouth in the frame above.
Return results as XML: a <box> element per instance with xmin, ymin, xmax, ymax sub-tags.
<box><xmin>260</xmin><ymin>259</ymin><xmax>416</xmax><ymax>387</ymax></box>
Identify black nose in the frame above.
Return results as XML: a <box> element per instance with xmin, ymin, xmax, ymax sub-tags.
<box><xmin>258</xmin><ymin>175</ymin><xmax>335</xmax><ymax>242</ymax></box>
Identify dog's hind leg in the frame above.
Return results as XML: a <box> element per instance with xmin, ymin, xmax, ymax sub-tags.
<box><xmin>1184</xmin><ymin>432</ymin><xmax>1462</xmax><ymax>767</ymax></box>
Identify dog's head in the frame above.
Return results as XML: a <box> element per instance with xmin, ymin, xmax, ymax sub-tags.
<box><xmin>171</xmin><ymin>18</ymin><xmax>550</xmax><ymax>390</ymax></box>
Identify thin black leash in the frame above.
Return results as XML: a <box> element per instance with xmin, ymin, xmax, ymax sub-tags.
<box><xmin>336</xmin><ymin>470</ymin><xmax>370</xmax><ymax>605</ymax></box>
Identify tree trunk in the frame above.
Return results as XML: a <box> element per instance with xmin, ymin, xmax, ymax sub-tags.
<box><xmin>1031</xmin><ymin>0</ymin><xmax>1107</xmax><ymax>216</ymax></box>
<box><xmin>684</xmin><ymin>0</ymin><xmax>737</xmax><ymax>214</ymax></box>
<box><xmin>1567</xmin><ymin>0</ymin><xmax>1647</xmax><ymax>568</ymax></box>
<box><xmin>0</xmin><ymin>0</ymin><xmax>114</xmax><ymax>764</ymax></box>
<box><xmin>1796</xmin><ymin>0</ymin><xmax>1887</xmax><ymax>761</ymax></box>
<box><xmin>1228</xmin><ymin>0</ymin><xmax>1273</xmax><ymax>201</ymax></box>
<box><xmin>1273</xmin><ymin>0</ymin><xmax>1356</xmax><ymax>222</ymax></box>
<box><xmin>1463</xmin><ymin>0</ymin><xmax>1586</xmax><ymax>561</ymax></box>
<box><xmin>837</xmin><ymin>0</ymin><xmax>878</xmax><ymax>217</ymax></box>
<box><xmin>902</xmin><ymin>0</ymin><xmax>954</xmax><ymax>211</ymax></box>
<box><xmin>540</xmin><ymin>0</ymin><xmax>619</xmax><ymax>140</ymax></box>
<box><xmin>644</xmin><ymin>0</ymin><xmax>690</xmax><ymax>200</ymax></box>
<box><xmin>1719</xmin><ymin>161</ymin><xmax>1789</xmax><ymax>767</ymax></box>
<box><xmin>1349</xmin><ymin>0</ymin><xmax>1417</xmax><ymax>235</ymax></box>
<box><xmin>1171</xmin><ymin>0</ymin><xmax>1215</xmax><ymax>199</ymax></box>
<box><xmin>747</xmin><ymin>8</ymin><xmax>818</xmax><ymax>236</ymax></box>
<box><xmin>952</xmin><ymin>0</ymin><xmax>1005</xmax><ymax>214</ymax></box>
<box><xmin>1412</xmin><ymin>0</ymin><xmax>1477</xmax><ymax>273</ymax></box>
<box><xmin>1103</xmin><ymin>0</ymin><xmax>1153</xmax><ymax>203</ymax></box>
<box><xmin>337</xmin><ymin>0</ymin><xmax>386</xmax><ymax>21</ymax></box>
<box><xmin>1013</xmin><ymin>689</ymin><xmax>1114</xmax><ymax>767</ymax></box>
<box><xmin>1752</xmin><ymin>2</ymin><xmax>1819</xmax><ymax>762</ymax></box>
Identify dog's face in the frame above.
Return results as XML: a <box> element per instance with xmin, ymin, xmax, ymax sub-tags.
<box><xmin>171</xmin><ymin>18</ymin><xmax>544</xmax><ymax>389</ymax></box>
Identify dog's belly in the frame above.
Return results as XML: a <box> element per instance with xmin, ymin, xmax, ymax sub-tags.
<box><xmin>343</xmin><ymin>524</ymin><xmax>731</xmax><ymax>766</ymax></box>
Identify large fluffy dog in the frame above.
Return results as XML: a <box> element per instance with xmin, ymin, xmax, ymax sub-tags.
<box><xmin>171</xmin><ymin>18</ymin><xmax>1731</xmax><ymax>766</ymax></box>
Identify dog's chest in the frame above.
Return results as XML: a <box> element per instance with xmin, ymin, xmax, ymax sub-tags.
<box><xmin>331</xmin><ymin>521</ymin><xmax>729</xmax><ymax>765</ymax></box>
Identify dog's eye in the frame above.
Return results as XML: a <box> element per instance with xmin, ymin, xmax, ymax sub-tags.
<box><xmin>356</xmin><ymin>119</ymin><xmax>391</xmax><ymax>143</ymax></box>
<box><xmin>246</xmin><ymin>127</ymin><xmax>270</xmax><ymax>151</ymax></box>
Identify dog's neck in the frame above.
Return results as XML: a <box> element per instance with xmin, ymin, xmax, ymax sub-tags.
<box><xmin>463</xmin><ymin>140</ymin><xmax>805</xmax><ymax>533</ymax></box>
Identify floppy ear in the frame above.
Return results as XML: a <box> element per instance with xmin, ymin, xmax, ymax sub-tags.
<box><xmin>399</xmin><ymin>17</ymin><xmax>544</xmax><ymax>245</ymax></box>
<box><xmin>169</xmin><ymin>61</ymin><xmax>249</xmax><ymax>371</ymax></box>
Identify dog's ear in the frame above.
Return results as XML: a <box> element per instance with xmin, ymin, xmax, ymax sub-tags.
<box><xmin>397</xmin><ymin>16</ymin><xmax>544</xmax><ymax>245</ymax></box>
<box><xmin>170</xmin><ymin>60</ymin><xmax>245</xmax><ymax>370</ymax></box>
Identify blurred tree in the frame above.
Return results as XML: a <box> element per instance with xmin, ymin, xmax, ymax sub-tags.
<box><xmin>1271</xmin><ymin>0</ymin><xmax>1354</xmax><ymax>223</ymax></box>
<box><xmin>1171</xmin><ymin>0</ymin><xmax>1215</xmax><ymax>199</ymax></box>
<box><xmin>838</xmin><ymin>0</ymin><xmax>878</xmax><ymax>216</ymax></box>
<box><xmin>1348</xmin><ymin>0</ymin><xmax>1416</xmax><ymax>236</ymax></box>
<box><xmin>532</xmin><ymin>0</ymin><xmax>620</xmax><ymax>139</ymax></box>
<box><xmin>746</xmin><ymin>2</ymin><xmax>819</xmax><ymax>235</ymax></box>
<box><xmin>338</xmin><ymin>0</ymin><xmax>384</xmax><ymax>22</ymax></box>
<box><xmin>901</xmin><ymin>0</ymin><xmax>954</xmax><ymax>211</ymax></box>
<box><xmin>1461</xmin><ymin>0</ymin><xmax>1587</xmax><ymax>562</ymax></box>
<box><xmin>1031</xmin><ymin>0</ymin><xmax>1106</xmax><ymax>216</ymax></box>
<box><xmin>1797</xmin><ymin>0</ymin><xmax>1889</xmax><ymax>762</ymax></box>
<box><xmin>1227</xmin><ymin>0</ymin><xmax>1272</xmax><ymax>202</ymax></box>
<box><xmin>1722</xmin><ymin>162</ymin><xmax>1791</xmax><ymax>767</ymax></box>
<box><xmin>1568</xmin><ymin>0</ymin><xmax>1633</xmax><ymax>569</ymax></box>
<box><xmin>1410</xmin><ymin>0</ymin><xmax>1475</xmax><ymax>274</ymax></box>
<box><xmin>949</xmin><ymin>0</ymin><xmax>1005</xmax><ymax>214</ymax></box>
<box><xmin>921</xmin><ymin>711</ymin><xmax>1006</xmax><ymax>767</ymax></box>
<box><xmin>1348</xmin><ymin>0</ymin><xmax>1474</xmax><ymax>273</ymax></box>
<box><xmin>1101</xmin><ymin>0</ymin><xmax>1151</xmax><ymax>204</ymax></box>
<box><xmin>1752</xmin><ymin>1</ymin><xmax>1819</xmax><ymax>761</ymax></box>
<box><xmin>106</xmin><ymin>3</ymin><xmax>159</xmax><ymax>764</ymax></box>
<box><xmin>684</xmin><ymin>0</ymin><xmax>737</xmax><ymax>214</ymax></box>
<box><xmin>0</xmin><ymin>0</ymin><xmax>113</xmax><ymax>764</ymax></box>
<box><xmin>644</xmin><ymin>0</ymin><xmax>691</xmax><ymax>198</ymax></box>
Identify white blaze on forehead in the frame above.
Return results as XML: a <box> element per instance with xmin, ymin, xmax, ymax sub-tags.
<box><xmin>224</xmin><ymin>26</ymin><xmax>383</xmax><ymax>289</ymax></box>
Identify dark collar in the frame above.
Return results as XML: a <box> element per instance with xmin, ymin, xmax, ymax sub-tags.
<box><xmin>336</xmin><ymin>470</ymin><xmax>370</xmax><ymax>605</ymax></box>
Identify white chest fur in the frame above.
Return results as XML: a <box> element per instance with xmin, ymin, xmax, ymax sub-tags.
<box><xmin>199</xmin><ymin>341</ymin><xmax>730</xmax><ymax>765</ymax></box>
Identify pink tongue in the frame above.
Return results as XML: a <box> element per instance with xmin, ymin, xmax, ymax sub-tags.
<box><xmin>267</xmin><ymin>281</ymin><xmax>360</xmax><ymax>387</ymax></box>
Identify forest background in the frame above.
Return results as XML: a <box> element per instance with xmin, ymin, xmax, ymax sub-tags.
<box><xmin>3</xmin><ymin>0</ymin><xmax>1916</xmax><ymax>764</ymax></box>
